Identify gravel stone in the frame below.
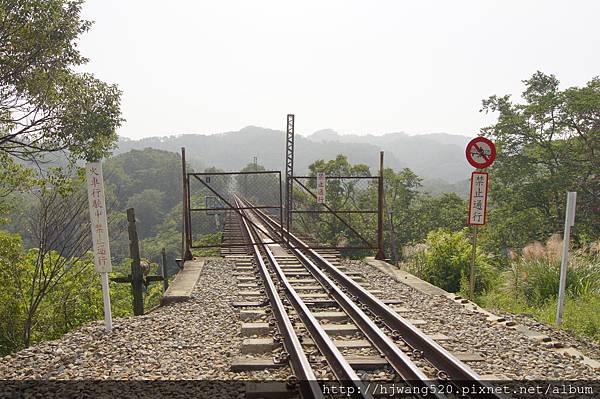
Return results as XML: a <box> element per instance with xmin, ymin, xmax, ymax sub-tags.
<box><xmin>0</xmin><ymin>259</ymin><xmax>291</xmax><ymax>385</ymax></box>
<box><xmin>343</xmin><ymin>259</ymin><xmax>600</xmax><ymax>380</ymax></box>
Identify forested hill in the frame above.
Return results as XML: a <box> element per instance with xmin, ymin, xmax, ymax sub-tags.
<box><xmin>116</xmin><ymin>126</ymin><xmax>472</xmax><ymax>184</ymax></box>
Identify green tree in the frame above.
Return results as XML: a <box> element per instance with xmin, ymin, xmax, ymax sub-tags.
<box><xmin>0</xmin><ymin>230</ymin><xmax>25</xmax><ymax>354</ymax></box>
<box><xmin>383</xmin><ymin>167</ymin><xmax>422</xmax><ymax>263</ymax></box>
<box><xmin>237</xmin><ymin>162</ymin><xmax>279</xmax><ymax>206</ymax></box>
<box><xmin>126</xmin><ymin>189</ymin><xmax>165</xmax><ymax>239</ymax></box>
<box><xmin>414</xmin><ymin>193</ymin><xmax>467</xmax><ymax>239</ymax></box>
<box><xmin>383</xmin><ymin>168</ymin><xmax>466</xmax><ymax>263</ymax></box>
<box><xmin>0</xmin><ymin>0</ymin><xmax>122</xmax><ymax>166</ymax></box>
<box><xmin>104</xmin><ymin>148</ymin><xmax>183</xmax><ymax>210</ymax></box>
<box><xmin>140</xmin><ymin>203</ymin><xmax>183</xmax><ymax>276</ymax></box>
<box><xmin>0</xmin><ymin>240</ymin><xmax>131</xmax><ymax>355</ymax></box>
<box><xmin>481</xmin><ymin>72</ymin><xmax>600</xmax><ymax>250</ymax></box>
<box><xmin>292</xmin><ymin>155</ymin><xmax>373</xmax><ymax>255</ymax></box>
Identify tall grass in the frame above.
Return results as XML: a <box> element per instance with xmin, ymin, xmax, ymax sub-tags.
<box><xmin>503</xmin><ymin>237</ymin><xmax>600</xmax><ymax>306</ymax></box>
<box><xmin>403</xmin><ymin>232</ymin><xmax>600</xmax><ymax>341</ymax></box>
<box><xmin>481</xmin><ymin>235</ymin><xmax>600</xmax><ymax>342</ymax></box>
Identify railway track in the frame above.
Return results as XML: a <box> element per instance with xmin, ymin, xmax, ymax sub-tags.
<box><xmin>225</xmin><ymin>196</ymin><xmax>506</xmax><ymax>399</ymax></box>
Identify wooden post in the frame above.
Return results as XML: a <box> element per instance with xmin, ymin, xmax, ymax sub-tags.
<box><xmin>161</xmin><ymin>248</ymin><xmax>169</xmax><ymax>292</ymax></box>
<box><xmin>127</xmin><ymin>208</ymin><xmax>144</xmax><ymax>316</ymax></box>
<box><xmin>375</xmin><ymin>151</ymin><xmax>386</xmax><ymax>260</ymax></box>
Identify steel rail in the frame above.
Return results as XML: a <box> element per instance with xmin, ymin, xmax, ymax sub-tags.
<box><xmin>245</xmin><ymin>201</ymin><xmax>507</xmax><ymax>399</ymax></box>
<box><xmin>239</xmin><ymin>198</ymin><xmax>446</xmax><ymax>398</ymax></box>
<box><xmin>237</xmin><ymin>197</ymin><xmax>371</xmax><ymax>398</ymax></box>
<box><xmin>235</xmin><ymin>201</ymin><xmax>323</xmax><ymax>399</ymax></box>
<box><xmin>293</xmin><ymin>176</ymin><xmax>379</xmax><ymax>180</ymax></box>
<box><xmin>189</xmin><ymin>174</ymin><xmax>281</xmax><ymax>244</ymax></box>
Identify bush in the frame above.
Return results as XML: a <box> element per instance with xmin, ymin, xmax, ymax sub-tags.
<box><xmin>481</xmin><ymin>238</ymin><xmax>600</xmax><ymax>343</ymax></box>
<box><xmin>192</xmin><ymin>232</ymin><xmax>223</xmax><ymax>257</ymax></box>
<box><xmin>404</xmin><ymin>229</ymin><xmax>496</xmax><ymax>296</ymax></box>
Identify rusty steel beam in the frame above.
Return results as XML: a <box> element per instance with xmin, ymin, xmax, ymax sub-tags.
<box><xmin>376</xmin><ymin>151</ymin><xmax>385</xmax><ymax>260</ymax></box>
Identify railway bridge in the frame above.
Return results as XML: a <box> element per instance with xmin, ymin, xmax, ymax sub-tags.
<box><xmin>1</xmin><ymin>118</ymin><xmax>600</xmax><ymax>398</ymax></box>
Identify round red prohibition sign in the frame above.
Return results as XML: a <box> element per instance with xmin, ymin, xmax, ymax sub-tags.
<box><xmin>466</xmin><ymin>137</ymin><xmax>496</xmax><ymax>169</ymax></box>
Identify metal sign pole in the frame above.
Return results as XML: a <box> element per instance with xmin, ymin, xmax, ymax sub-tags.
<box><xmin>469</xmin><ymin>226</ymin><xmax>478</xmax><ymax>301</ymax></box>
<box><xmin>180</xmin><ymin>147</ymin><xmax>187</xmax><ymax>262</ymax></box>
<box><xmin>100</xmin><ymin>273</ymin><xmax>112</xmax><ymax>331</ymax></box>
<box><xmin>464</xmin><ymin>137</ymin><xmax>496</xmax><ymax>301</ymax></box>
<box><xmin>556</xmin><ymin>191</ymin><xmax>577</xmax><ymax>326</ymax></box>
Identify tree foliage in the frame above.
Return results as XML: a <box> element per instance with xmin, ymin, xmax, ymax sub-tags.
<box><xmin>291</xmin><ymin>156</ymin><xmax>467</xmax><ymax>260</ymax></box>
<box><xmin>481</xmin><ymin>72</ymin><xmax>600</xmax><ymax>249</ymax></box>
<box><xmin>0</xmin><ymin>0</ymin><xmax>122</xmax><ymax>166</ymax></box>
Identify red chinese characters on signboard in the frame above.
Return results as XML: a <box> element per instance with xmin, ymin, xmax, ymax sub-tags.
<box><xmin>86</xmin><ymin>162</ymin><xmax>112</xmax><ymax>273</ymax></box>
<box><xmin>468</xmin><ymin>171</ymin><xmax>489</xmax><ymax>225</ymax></box>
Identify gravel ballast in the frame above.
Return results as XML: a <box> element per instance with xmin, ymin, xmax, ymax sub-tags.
<box><xmin>2</xmin><ymin>255</ymin><xmax>599</xmax><ymax>399</ymax></box>
<box><xmin>0</xmin><ymin>259</ymin><xmax>289</xmax><ymax>384</ymax></box>
<box><xmin>343</xmin><ymin>259</ymin><xmax>600</xmax><ymax>380</ymax></box>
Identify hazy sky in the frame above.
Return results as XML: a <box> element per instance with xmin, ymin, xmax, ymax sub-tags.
<box><xmin>79</xmin><ymin>1</ymin><xmax>600</xmax><ymax>139</ymax></box>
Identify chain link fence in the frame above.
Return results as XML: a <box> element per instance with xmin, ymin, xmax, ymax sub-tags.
<box><xmin>187</xmin><ymin>171</ymin><xmax>283</xmax><ymax>248</ymax></box>
<box><xmin>290</xmin><ymin>175</ymin><xmax>380</xmax><ymax>251</ymax></box>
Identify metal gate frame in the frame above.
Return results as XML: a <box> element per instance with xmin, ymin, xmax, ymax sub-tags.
<box><xmin>183</xmin><ymin>170</ymin><xmax>284</xmax><ymax>253</ymax></box>
<box><xmin>286</xmin><ymin>152</ymin><xmax>385</xmax><ymax>258</ymax></box>
<box><xmin>289</xmin><ymin>175</ymin><xmax>378</xmax><ymax>250</ymax></box>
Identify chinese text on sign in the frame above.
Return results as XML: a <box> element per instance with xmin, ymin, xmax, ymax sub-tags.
<box><xmin>468</xmin><ymin>171</ymin><xmax>488</xmax><ymax>225</ymax></box>
<box><xmin>316</xmin><ymin>172</ymin><xmax>326</xmax><ymax>204</ymax></box>
<box><xmin>86</xmin><ymin>162</ymin><xmax>112</xmax><ymax>273</ymax></box>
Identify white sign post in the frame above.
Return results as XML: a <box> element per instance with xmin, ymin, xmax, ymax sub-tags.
<box><xmin>556</xmin><ymin>191</ymin><xmax>577</xmax><ymax>326</ymax></box>
<box><xmin>86</xmin><ymin>162</ymin><xmax>113</xmax><ymax>331</ymax></box>
<box><xmin>316</xmin><ymin>172</ymin><xmax>326</xmax><ymax>204</ymax></box>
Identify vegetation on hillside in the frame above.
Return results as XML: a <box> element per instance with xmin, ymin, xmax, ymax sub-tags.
<box><xmin>402</xmin><ymin>73</ymin><xmax>600</xmax><ymax>343</ymax></box>
<box><xmin>1</xmin><ymin>15</ymin><xmax>599</xmax><ymax>359</ymax></box>
<box><xmin>0</xmin><ymin>0</ymin><xmax>124</xmax><ymax>355</ymax></box>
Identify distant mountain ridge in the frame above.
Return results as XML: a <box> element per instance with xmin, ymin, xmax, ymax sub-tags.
<box><xmin>116</xmin><ymin>126</ymin><xmax>473</xmax><ymax>191</ymax></box>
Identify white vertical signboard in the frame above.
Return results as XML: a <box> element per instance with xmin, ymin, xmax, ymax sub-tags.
<box><xmin>468</xmin><ymin>171</ymin><xmax>488</xmax><ymax>225</ymax></box>
<box><xmin>316</xmin><ymin>172</ymin><xmax>326</xmax><ymax>204</ymax></box>
<box><xmin>86</xmin><ymin>162</ymin><xmax>113</xmax><ymax>331</ymax></box>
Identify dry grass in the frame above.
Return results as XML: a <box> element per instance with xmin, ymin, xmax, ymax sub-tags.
<box><xmin>402</xmin><ymin>243</ymin><xmax>428</xmax><ymax>258</ymax></box>
<box><xmin>521</xmin><ymin>234</ymin><xmax>563</xmax><ymax>261</ymax></box>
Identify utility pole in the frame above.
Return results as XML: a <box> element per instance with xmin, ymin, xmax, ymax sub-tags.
<box><xmin>469</xmin><ymin>225</ymin><xmax>478</xmax><ymax>301</ymax></box>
